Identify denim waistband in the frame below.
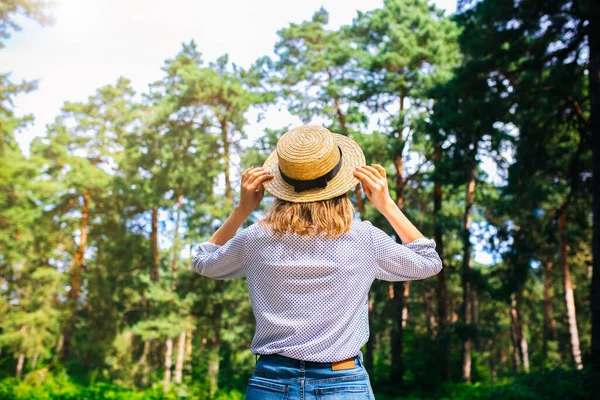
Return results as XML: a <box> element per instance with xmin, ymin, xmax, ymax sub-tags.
<box><xmin>256</xmin><ymin>351</ymin><xmax>363</xmax><ymax>369</ymax></box>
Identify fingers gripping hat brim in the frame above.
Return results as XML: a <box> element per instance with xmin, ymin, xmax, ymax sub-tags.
<box><xmin>262</xmin><ymin>134</ymin><xmax>366</xmax><ymax>203</ymax></box>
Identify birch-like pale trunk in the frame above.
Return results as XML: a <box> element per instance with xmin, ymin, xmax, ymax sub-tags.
<box><xmin>163</xmin><ymin>339</ymin><xmax>173</xmax><ymax>392</ymax></box>
<box><xmin>559</xmin><ymin>206</ymin><xmax>583</xmax><ymax>369</ymax></box>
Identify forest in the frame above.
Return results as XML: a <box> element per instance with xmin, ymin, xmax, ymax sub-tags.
<box><xmin>1</xmin><ymin>0</ymin><xmax>599</xmax><ymax>399</ymax></box>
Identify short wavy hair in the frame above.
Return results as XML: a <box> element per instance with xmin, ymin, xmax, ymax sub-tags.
<box><xmin>259</xmin><ymin>193</ymin><xmax>355</xmax><ymax>238</ymax></box>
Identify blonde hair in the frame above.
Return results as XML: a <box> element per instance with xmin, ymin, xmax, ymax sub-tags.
<box><xmin>259</xmin><ymin>193</ymin><xmax>355</xmax><ymax>238</ymax></box>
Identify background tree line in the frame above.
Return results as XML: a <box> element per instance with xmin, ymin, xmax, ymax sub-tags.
<box><xmin>1</xmin><ymin>0</ymin><xmax>598</xmax><ymax>399</ymax></box>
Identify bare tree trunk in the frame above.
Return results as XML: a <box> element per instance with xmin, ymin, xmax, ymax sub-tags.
<box><xmin>487</xmin><ymin>339</ymin><xmax>497</xmax><ymax>381</ymax></box>
<box><xmin>510</xmin><ymin>297</ymin><xmax>522</xmax><ymax>372</ymax></box>
<box><xmin>327</xmin><ymin>84</ymin><xmax>365</xmax><ymax>216</ymax></box>
<box><xmin>31</xmin><ymin>352</ymin><xmax>39</xmax><ymax>370</ymax></box>
<box><xmin>402</xmin><ymin>281</ymin><xmax>410</xmax><ymax>328</ymax></box>
<box><xmin>390</xmin><ymin>132</ymin><xmax>406</xmax><ymax>383</ymax></box>
<box><xmin>151</xmin><ymin>206</ymin><xmax>159</xmax><ymax>282</ymax></box>
<box><xmin>56</xmin><ymin>334</ymin><xmax>64</xmax><ymax>356</ymax></box>
<box><xmin>208</xmin><ymin>292</ymin><xmax>223</xmax><ymax>395</ymax></box>
<box><xmin>472</xmin><ymin>290</ymin><xmax>481</xmax><ymax>352</ymax></box>
<box><xmin>205</xmin><ymin>118</ymin><xmax>232</xmax><ymax>394</ymax></box>
<box><xmin>185</xmin><ymin>327</ymin><xmax>192</xmax><ymax>375</ymax></box>
<box><xmin>132</xmin><ymin>339</ymin><xmax>151</xmax><ymax>386</ymax></box>
<box><xmin>543</xmin><ymin>259</ymin><xmax>559</xmax><ymax>357</ymax></box>
<box><xmin>520</xmin><ymin>324</ymin><xmax>530</xmax><ymax>373</ymax></box>
<box><xmin>461</xmin><ymin>168</ymin><xmax>475</xmax><ymax>383</ymax></box>
<box><xmin>175</xmin><ymin>330</ymin><xmax>186</xmax><ymax>383</ymax></box>
<box><xmin>510</xmin><ymin>292</ymin><xmax>529</xmax><ymax>373</ymax></box>
<box><xmin>433</xmin><ymin>137</ymin><xmax>450</xmax><ymax>381</ymax></box>
<box><xmin>513</xmin><ymin>293</ymin><xmax>530</xmax><ymax>373</ymax></box>
<box><xmin>589</xmin><ymin>0</ymin><xmax>600</xmax><ymax>371</ymax></box>
<box><xmin>171</xmin><ymin>191</ymin><xmax>183</xmax><ymax>287</ymax></box>
<box><xmin>142</xmin><ymin>339</ymin><xmax>151</xmax><ymax>386</ymax></box>
<box><xmin>559</xmin><ymin>204</ymin><xmax>583</xmax><ymax>369</ymax></box>
<box><xmin>221</xmin><ymin>119</ymin><xmax>232</xmax><ymax>202</ymax></box>
<box><xmin>424</xmin><ymin>290</ymin><xmax>436</xmax><ymax>334</ymax></box>
<box><xmin>163</xmin><ymin>339</ymin><xmax>173</xmax><ymax>393</ymax></box>
<box><xmin>16</xmin><ymin>353</ymin><xmax>25</xmax><ymax>379</ymax></box>
<box><xmin>356</xmin><ymin>184</ymin><xmax>366</xmax><ymax>215</ymax></box>
<box><xmin>62</xmin><ymin>188</ymin><xmax>91</xmax><ymax>360</ymax></box>
<box><xmin>390</xmin><ymin>279</ymin><xmax>405</xmax><ymax>383</ymax></box>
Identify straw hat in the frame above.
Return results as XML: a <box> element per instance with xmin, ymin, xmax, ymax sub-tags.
<box><xmin>262</xmin><ymin>125</ymin><xmax>366</xmax><ymax>203</ymax></box>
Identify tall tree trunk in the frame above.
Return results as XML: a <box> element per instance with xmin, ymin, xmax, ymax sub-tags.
<box><xmin>134</xmin><ymin>339</ymin><xmax>151</xmax><ymax>386</ymax></box>
<box><xmin>169</xmin><ymin>190</ymin><xmax>185</xmax><ymax>386</ymax></box>
<box><xmin>356</xmin><ymin>184</ymin><xmax>366</xmax><ymax>215</ymax></box>
<box><xmin>543</xmin><ymin>259</ymin><xmax>559</xmax><ymax>357</ymax></box>
<box><xmin>185</xmin><ymin>326</ymin><xmax>192</xmax><ymax>375</ymax></box>
<box><xmin>424</xmin><ymin>290</ymin><xmax>436</xmax><ymax>334</ymax></box>
<box><xmin>433</xmin><ymin>139</ymin><xmax>450</xmax><ymax>381</ymax></box>
<box><xmin>62</xmin><ymin>188</ymin><xmax>91</xmax><ymax>361</ymax></box>
<box><xmin>513</xmin><ymin>293</ymin><xmax>530</xmax><ymax>373</ymax></box>
<box><xmin>171</xmin><ymin>191</ymin><xmax>183</xmax><ymax>287</ymax></box>
<box><xmin>488</xmin><ymin>339</ymin><xmax>497</xmax><ymax>381</ymax></box>
<box><xmin>327</xmin><ymin>82</ymin><xmax>366</xmax><ymax>216</ymax></box>
<box><xmin>205</xmin><ymin>119</ymin><xmax>232</xmax><ymax>393</ymax></box>
<box><xmin>146</xmin><ymin>206</ymin><xmax>160</xmax><ymax>386</ymax></box>
<box><xmin>390</xmin><ymin>279</ymin><xmax>405</xmax><ymax>383</ymax></box>
<box><xmin>509</xmin><ymin>297</ymin><xmax>522</xmax><ymax>372</ymax></box>
<box><xmin>175</xmin><ymin>330</ymin><xmax>186</xmax><ymax>384</ymax></box>
<box><xmin>71</xmin><ymin>189</ymin><xmax>90</xmax><ymax>300</ymax></box>
<box><xmin>163</xmin><ymin>338</ymin><xmax>173</xmax><ymax>393</ymax></box>
<box><xmin>559</xmin><ymin>204</ymin><xmax>583</xmax><ymax>369</ymax></box>
<box><xmin>390</xmin><ymin>129</ymin><xmax>406</xmax><ymax>383</ymax></box>
<box><xmin>208</xmin><ymin>296</ymin><xmax>223</xmax><ymax>396</ymax></box>
<box><xmin>333</xmin><ymin>98</ymin><xmax>347</xmax><ymax>135</ymax></box>
<box><xmin>402</xmin><ymin>281</ymin><xmax>410</xmax><ymax>328</ymax></box>
<box><xmin>472</xmin><ymin>290</ymin><xmax>481</xmax><ymax>352</ymax></box>
<box><xmin>151</xmin><ymin>206</ymin><xmax>159</xmax><ymax>283</ymax></box>
<box><xmin>461</xmin><ymin>167</ymin><xmax>475</xmax><ymax>383</ymax></box>
<box><xmin>16</xmin><ymin>353</ymin><xmax>25</xmax><ymax>379</ymax></box>
<box><xmin>520</xmin><ymin>323</ymin><xmax>530</xmax><ymax>373</ymax></box>
<box><xmin>327</xmin><ymin>69</ymin><xmax>348</xmax><ymax>136</ymax></box>
<box><xmin>31</xmin><ymin>352</ymin><xmax>39</xmax><ymax>370</ymax></box>
<box><xmin>589</xmin><ymin>0</ymin><xmax>600</xmax><ymax>372</ymax></box>
<box><xmin>221</xmin><ymin>119</ymin><xmax>232</xmax><ymax>202</ymax></box>
<box><xmin>56</xmin><ymin>334</ymin><xmax>64</xmax><ymax>356</ymax></box>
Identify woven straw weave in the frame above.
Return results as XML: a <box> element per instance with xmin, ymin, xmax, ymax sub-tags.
<box><xmin>262</xmin><ymin>125</ymin><xmax>366</xmax><ymax>203</ymax></box>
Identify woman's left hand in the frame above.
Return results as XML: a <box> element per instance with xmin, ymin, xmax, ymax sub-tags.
<box><xmin>237</xmin><ymin>166</ymin><xmax>273</xmax><ymax>215</ymax></box>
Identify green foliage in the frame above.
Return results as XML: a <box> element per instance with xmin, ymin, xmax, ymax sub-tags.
<box><xmin>0</xmin><ymin>0</ymin><xmax>596</xmax><ymax>398</ymax></box>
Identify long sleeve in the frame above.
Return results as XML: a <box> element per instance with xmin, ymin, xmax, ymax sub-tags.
<box><xmin>192</xmin><ymin>228</ymin><xmax>248</xmax><ymax>280</ymax></box>
<box><xmin>369</xmin><ymin>222</ymin><xmax>443</xmax><ymax>282</ymax></box>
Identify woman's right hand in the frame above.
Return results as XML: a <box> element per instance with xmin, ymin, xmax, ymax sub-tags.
<box><xmin>353</xmin><ymin>164</ymin><xmax>395</xmax><ymax>214</ymax></box>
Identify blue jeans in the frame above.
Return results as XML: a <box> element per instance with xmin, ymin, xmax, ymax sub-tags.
<box><xmin>245</xmin><ymin>351</ymin><xmax>375</xmax><ymax>399</ymax></box>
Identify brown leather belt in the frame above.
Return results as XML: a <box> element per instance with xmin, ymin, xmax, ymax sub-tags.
<box><xmin>256</xmin><ymin>353</ymin><xmax>359</xmax><ymax>370</ymax></box>
<box><xmin>331</xmin><ymin>357</ymin><xmax>356</xmax><ymax>370</ymax></box>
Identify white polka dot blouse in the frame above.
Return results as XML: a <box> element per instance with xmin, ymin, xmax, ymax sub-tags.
<box><xmin>192</xmin><ymin>219</ymin><xmax>443</xmax><ymax>363</ymax></box>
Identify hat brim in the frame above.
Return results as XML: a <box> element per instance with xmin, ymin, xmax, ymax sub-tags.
<box><xmin>262</xmin><ymin>133</ymin><xmax>366</xmax><ymax>203</ymax></box>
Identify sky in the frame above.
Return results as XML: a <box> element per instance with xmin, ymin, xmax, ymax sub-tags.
<box><xmin>3</xmin><ymin>0</ymin><xmax>502</xmax><ymax>264</ymax></box>
<box><xmin>2</xmin><ymin>0</ymin><xmax>457</xmax><ymax>153</ymax></box>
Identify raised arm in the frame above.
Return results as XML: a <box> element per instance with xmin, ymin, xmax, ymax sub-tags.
<box><xmin>192</xmin><ymin>166</ymin><xmax>272</xmax><ymax>279</ymax></box>
<box><xmin>207</xmin><ymin>166</ymin><xmax>273</xmax><ymax>245</ymax></box>
<box><xmin>354</xmin><ymin>164</ymin><xmax>442</xmax><ymax>281</ymax></box>
<box><xmin>354</xmin><ymin>164</ymin><xmax>424</xmax><ymax>244</ymax></box>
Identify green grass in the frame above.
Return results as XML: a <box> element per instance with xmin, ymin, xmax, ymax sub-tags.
<box><xmin>0</xmin><ymin>368</ymin><xmax>598</xmax><ymax>400</ymax></box>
